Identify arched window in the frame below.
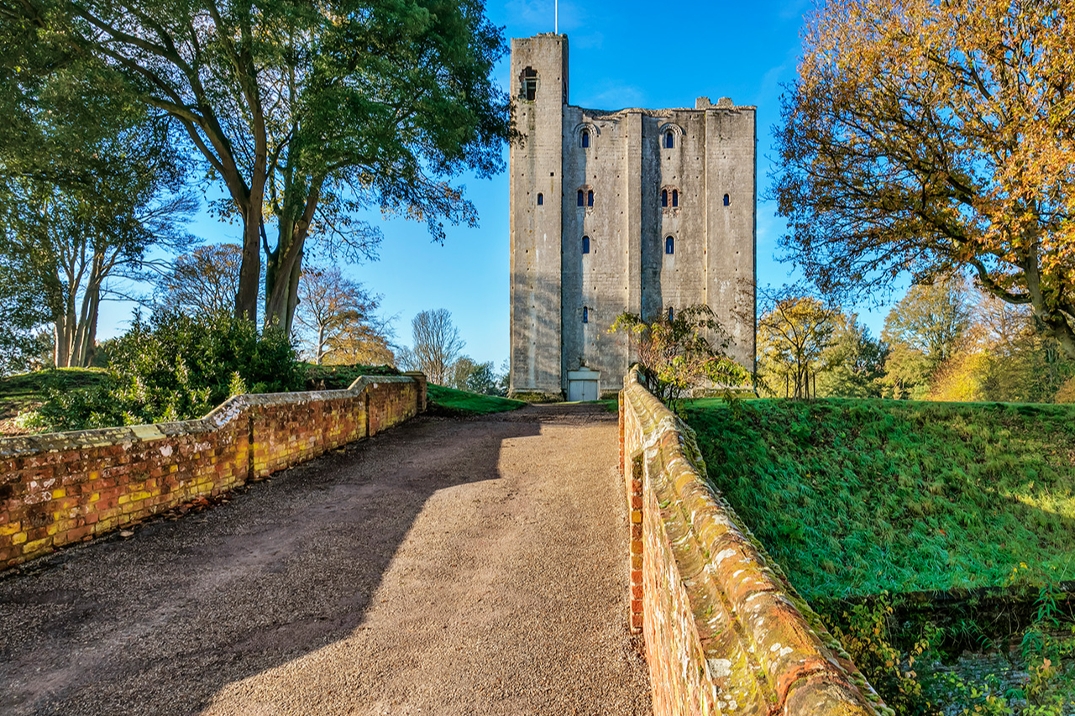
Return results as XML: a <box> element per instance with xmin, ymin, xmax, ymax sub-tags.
<box><xmin>587</xmin><ymin>190</ymin><xmax>594</xmax><ymax>207</ymax></box>
<box><xmin>672</xmin><ymin>189</ymin><xmax>679</xmax><ymax>208</ymax></box>
<box><xmin>582</xmin><ymin>306</ymin><xmax>589</xmax><ymax>324</ymax></box>
<box><xmin>581</xmin><ymin>130</ymin><xmax>590</xmax><ymax>148</ymax></box>
<box><xmin>723</xmin><ymin>193</ymin><xmax>730</xmax><ymax>206</ymax></box>
<box><xmin>582</xmin><ymin>236</ymin><xmax>590</xmax><ymax>254</ymax></box>
<box><xmin>537</xmin><ymin>193</ymin><xmax>543</xmax><ymax>206</ymax></box>
<box><xmin>665</xmin><ymin>236</ymin><xmax>675</xmax><ymax>255</ymax></box>
<box><xmin>577</xmin><ymin>190</ymin><xmax>584</xmax><ymax>207</ymax></box>
<box><xmin>664</xmin><ymin>131</ymin><xmax>675</xmax><ymax>149</ymax></box>
<box><xmin>661</xmin><ymin>189</ymin><xmax>668</xmax><ymax>208</ymax></box>
<box><xmin>668</xmin><ymin>307</ymin><xmax>675</xmax><ymax>321</ymax></box>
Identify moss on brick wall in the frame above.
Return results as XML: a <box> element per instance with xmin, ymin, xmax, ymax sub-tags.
<box><xmin>620</xmin><ymin>369</ymin><xmax>888</xmax><ymax>716</ymax></box>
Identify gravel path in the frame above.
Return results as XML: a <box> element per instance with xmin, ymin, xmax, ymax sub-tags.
<box><xmin>0</xmin><ymin>404</ymin><xmax>651</xmax><ymax>715</ymax></box>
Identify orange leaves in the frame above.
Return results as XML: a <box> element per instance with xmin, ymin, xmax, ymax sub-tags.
<box><xmin>778</xmin><ymin>0</ymin><xmax>1075</xmax><ymax>357</ymax></box>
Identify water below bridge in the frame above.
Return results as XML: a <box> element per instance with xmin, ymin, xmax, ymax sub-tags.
<box><xmin>0</xmin><ymin>404</ymin><xmax>651</xmax><ymax>715</ymax></box>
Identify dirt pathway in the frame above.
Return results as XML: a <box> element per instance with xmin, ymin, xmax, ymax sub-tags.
<box><xmin>0</xmin><ymin>405</ymin><xmax>651</xmax><ymax>715</ymax></box>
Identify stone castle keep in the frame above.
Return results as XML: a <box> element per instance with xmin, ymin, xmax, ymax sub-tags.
<box><xmin>509</xmin><ymin>33</ymin><xmax>757</xmax><ymax>401</ymax></box>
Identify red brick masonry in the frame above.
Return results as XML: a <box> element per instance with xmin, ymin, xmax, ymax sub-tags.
<box><xmin>0</xmin><ymin>373</ymin><xmax>427</xmax><ymax>570</ymax></box>
<box><xmin>620</xmin><ymin>369</ymin><xmax>891</xmax><ymax>716</ymax></box>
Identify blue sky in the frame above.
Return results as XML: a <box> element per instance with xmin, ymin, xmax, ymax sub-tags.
<box><xmin>99</xmin><ymin>0</ymin><xmax>897</xmax><ymax>366</ymax></box>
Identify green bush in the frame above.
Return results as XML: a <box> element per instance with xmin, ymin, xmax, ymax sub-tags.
<box><xmin>24</xmin><ymin>311</ymin><xmax>302</xmax><ymax>431</ymax></box>
<box><xmin>108</xmin><ymin>310</ymin><xmax>302</xmax><ymax>422</ymax></box>
<box><xmin>15</xmin><ymin>379</ymin><xmax>128</xmax><ymax>432</ymax></box>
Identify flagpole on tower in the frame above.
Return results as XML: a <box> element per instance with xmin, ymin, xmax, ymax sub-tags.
<box><xmin>555</xmin><ymin>0</ymin><xmax>558</xmax><ymax>33</ymax></box>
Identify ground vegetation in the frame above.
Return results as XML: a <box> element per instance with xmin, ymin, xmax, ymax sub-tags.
<box><xmin>686</xmin><ymin>398</ymin><xmax>1075</xmax><ymax>714</ymax></box>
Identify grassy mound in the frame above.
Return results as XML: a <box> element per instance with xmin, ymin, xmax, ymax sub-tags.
<box><xmin>303</xmin><ymin>363</ymin><xmax>401</xmax><ymax>390</ymax></box>
<box><xmin>0</xmin><ymin>368</ymin><xmax>108</xmax><ymax>417</ymax></box>
<box><xmin>427</xmin><ymin>384</ymin><xmax>525</xmax><ymax>416</ymax></box>
<box><xmin>683</xmin><ymin>398</ymin><xmax>1075</xmax><ymax>601</ymax></box>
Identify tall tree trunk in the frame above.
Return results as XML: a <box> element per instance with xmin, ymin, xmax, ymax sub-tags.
<box><xmin>265</xmin><ymin>185</ymin><xmax>321</xmax><ymax>334</ymax></box>
<box><xmin>235</xmin><ymin>202</ymin><xmax>263</xmax><ymax>323</ymax></box>
<box><xmin>316</xmin><ymin>324</ymin><xmax>326</xmax><ymax>365</ymax></box>
<box><xmin>53</xmin><ymin>320</ymin><xmax>69</xmax><ymax>368</ymax></box>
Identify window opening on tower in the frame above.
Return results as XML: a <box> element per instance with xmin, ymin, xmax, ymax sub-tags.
<box><xmin>664</xmin><ymin>131</ymin><xmax>675</xmax><ymax>149</ymax></box>
<box><xmin>665</xmin><ymin>236</ymin><xmax>675</xmax><ymax>255</ymax></box>
<box><xmin>582</xmin><ymin>236</ymin><xmax>591</xmax><ymax>254</ymax></box>
<box><xmin>520</xmin><ymin>67</ymin><xmax>538</xmax><ymax>101</ymax></box>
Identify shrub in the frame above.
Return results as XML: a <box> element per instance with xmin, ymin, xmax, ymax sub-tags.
<box><xmin>107</xmin><ymin>310</ymin><xmax>302</xmax><ymax>422</ymax></box>
<box><xmin>24</xmin><ymin>311</ymin><xmax>302</xmax><ymax>431</ymax></box>
<box><xmin>14</xmin><ymin>379</ymin><xmax>128</xmax><ymax>432</ymax></box>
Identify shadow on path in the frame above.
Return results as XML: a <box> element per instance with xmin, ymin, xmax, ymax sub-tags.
<box><xmin>0</xmin><ymin>405</ymin><xmax>650</xmax><ymax>716</ymax></box>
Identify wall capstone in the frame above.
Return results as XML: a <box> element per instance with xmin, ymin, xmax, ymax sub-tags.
<box><xmin>620</xmin><ymin>368</ymin><xmax>891</xmax><ymax>716</ymax></box>
<box><xmin>0</xmin><ymin>374</ymin><xmax>425</xmax><ymax>571</ymax></box>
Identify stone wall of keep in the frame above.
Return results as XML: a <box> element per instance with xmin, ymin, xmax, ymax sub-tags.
<box><xmin>0</xmin><ymin>373</ymin><xmax>426</xmax><ymax>571</ymax></box>
<box><xmin>619</xmin><ymin>369</ymin><xmax>890</xmax><ymax>716</ymax></box>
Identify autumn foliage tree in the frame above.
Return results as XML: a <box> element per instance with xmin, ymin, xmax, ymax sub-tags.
<box><xmin>294</xmin><ymin>267</ymin><xmax>390</xmax><ymax>366</ymax></box>
<box><xmin>756</xmin><ymin>295</ymin><xmax>838</xmax><ymax>399</ymax></box>
<box><xmin>776</xmin><ymin>0</ymin><xmax>1075</xmax><ymax>359</ymax></box>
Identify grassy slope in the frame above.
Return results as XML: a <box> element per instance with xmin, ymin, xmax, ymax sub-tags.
<box><xmin>0</xmin><ymin>368</ymin><xmax>108</xmax><ymax>417</ymax></box>
<box><xmin>426</xmin><ymin>384</ymin><xmax>526</xmax><ymax>416</ymax></box>
<box><xmin>684</xmin><ymin>398</ymin><xmax>1075</xmax><ymax>601</ymax></box>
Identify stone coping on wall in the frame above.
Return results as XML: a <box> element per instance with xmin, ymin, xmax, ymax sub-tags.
<box><xmin>0</xmin><ymin>375</ymin><xmax>421</xmax><ymax>459</ymax></box>
<box><xmin>620</xmin><ymin>368</ymin><xmax>891</xmax><ymax>716</ymax></box>
<box><xmin>0</xmin><ymin>372</ymin><xmax>426</xmax><ymax>570</ymax></box>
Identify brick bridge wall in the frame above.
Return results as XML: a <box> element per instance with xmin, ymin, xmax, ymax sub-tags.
<box><xmin>0</xmin><ymin>373</ymin><xmax>427</xmax><ymax>571</ymax></box>
<box><xmin>619</xmin><ymin>368</ymin><xmax>891</xmax><ymax>716</ymax></box>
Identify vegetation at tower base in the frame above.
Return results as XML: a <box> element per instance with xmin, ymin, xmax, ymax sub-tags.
<box><xmin>776</xmin><ymin>0</ymin><xmax>1075</xmax><ymax>360</ymax></box>
<box><xmin>5</xmin><ymin>0</ymin><xmax>512</xmax><ymax>331</ymax></box>
<box><xmin>610</xmin><ymin>304</ymin><xmax>750</xmax><ymax>412</ymax></box>
<box><xmin>684</xmin><ymin>398</ymin><xmax>1075</xmax><ymax>714</ymax></box>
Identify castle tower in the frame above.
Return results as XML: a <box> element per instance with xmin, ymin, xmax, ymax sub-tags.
<box><xmin>509</xmin><ymin>34</ymin><xmax>756</xmax><ymax>401</ymax></box>
<box><xmin>509</xmin><ymin>34</ymin><xmax>569</xmax><ymax>400</ymax></box>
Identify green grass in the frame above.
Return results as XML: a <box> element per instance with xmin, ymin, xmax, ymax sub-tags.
<box><xmin>0</xmin><ymin>368</ymin><xmax>108</xmax><ymax>418</ymax></box>
<box><xmin>303</xmin><ymin>363</ymin><xmax>401</xmax><ymax>390</ymax></box>
<box><xmin>683</xmin><ymin>398</ymin><xmax>1075</xmax><ymax>601</ymax></box>
<box><xmin>426</xmin><ymin>384</ymin><xmax>526</xmax><ymax>416</ymax></box>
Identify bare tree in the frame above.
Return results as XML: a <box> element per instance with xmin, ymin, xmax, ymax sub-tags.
<box><xmin>409</xmin><ymin>309</ymin><xmax>465</xmax><ymax>385</ymax></box>
<box><xmin>155</xmin><ymin>244</ymin><xmax>242</xmax><ymax>317</ymax></box>
<box><xmin>294</xmin><ymin>267</ymin><xmax>387</xmax><ymax>365</ymax></box>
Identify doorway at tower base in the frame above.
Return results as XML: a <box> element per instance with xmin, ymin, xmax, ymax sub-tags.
<box><xmin>567</xmin><ymin>368</ymin><xmax>601</xmax><ymax>402</ymax></box>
